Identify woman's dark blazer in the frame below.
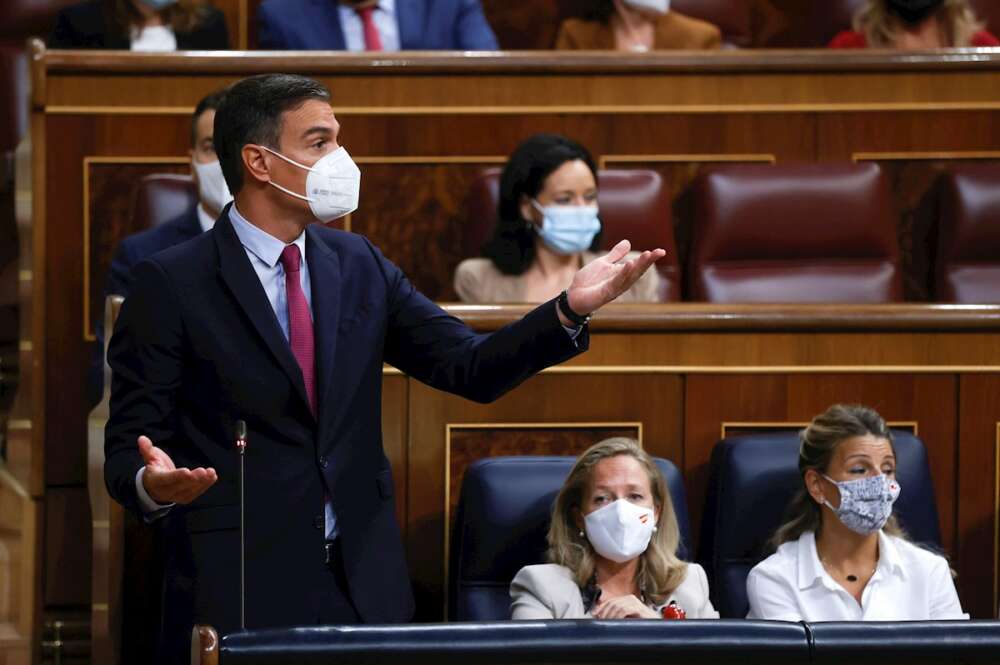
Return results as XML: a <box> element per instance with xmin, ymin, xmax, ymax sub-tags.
<box><xmin>48</xmin><ymin>0</ymin><xmax>230</xmax><ymax>49</ymax></box>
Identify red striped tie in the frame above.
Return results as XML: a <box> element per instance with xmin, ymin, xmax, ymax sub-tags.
<box><xmin>279</xmin><ymin>244</ymin><xmax>316</xmax><ymax>416</ymax></box>
<box><xmin>355</xmin><ymin>5</ymin><xmax>383</xmax><ymax>51</ymax></box>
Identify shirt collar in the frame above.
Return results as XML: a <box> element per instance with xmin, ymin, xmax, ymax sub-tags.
<box><xmin>228</xmin><ymin>203</ymin><xmax>307</xmax><ymax>269</ymax></box>
<box><xmin>797</xmin><ymin>530</ymin><xmax>831</xmax><ymax>591</ymax></box>
<box><xmin>876</xmin><ymin>529</ymin><xmax>908</xmax><ymax>580</ymax></box>
<box><xmin>196</xmin><ymin>203</ymin><xmax>215</xmax><ymax>233</ymax></box>
<box><xmin>346</xmin><ymin>0</ymin><xmax>395</xmax><ymax>14</ymax></box>
<box><xmin>796</xmin><ymin>528</ymin><xmax>907</xmax><ymax>590</ymax></box>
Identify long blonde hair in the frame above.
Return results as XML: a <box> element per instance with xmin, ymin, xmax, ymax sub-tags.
<box><xmin>855</xmin><ymin>0</ymin><xmax>985</xmax><ymax>47</ymax></box>
<box><xmin>547</xmin><ymin>438</ymin><xmax>687</xmax><ymax>604</ymax></box>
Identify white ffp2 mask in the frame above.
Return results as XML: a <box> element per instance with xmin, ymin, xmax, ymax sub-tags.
<box><xmin>584</xmin><ymin>499</ymin><xmax>656</xmax><ymax>563</ymax></box>
<box><xmin>262</xmin><ymin>145</ymin><xmax>361</xmax><ymax>223</ymax></box>
<box><xmin>192</xmin><ymin>159</ymin><xmax>233</xmax><ymax>218</ymax></box>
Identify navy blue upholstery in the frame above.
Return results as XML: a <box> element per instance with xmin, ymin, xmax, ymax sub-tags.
<box><xmin>218</xmin><ymin>620</ymin><xmax>811</xmax><ymax>665</ymax></box>
<box><xmin>699</xmin><ymin>430</ymin><xmax>942</xmax><ymax>618</ymax></box>
<box><xmin>808</xmin><ymin>621</ymin><xmax>1000</xmax><ymax>665</ymax></box>
<box><xmin>449</xmin><ymin>456</ymin><xmax>691</xmax><ymax>621</ymax></box>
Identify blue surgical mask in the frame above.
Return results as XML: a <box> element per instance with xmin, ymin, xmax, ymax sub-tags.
<box><xmin>531</xmin><ymin>200</ymin><xmax>601</xmax><ymax>256</ymax></box>
<box><xmin>138</xmin><ymin>0</ymin><xmax>178</xmax><ymax>10</ymax></box>
<box><xmin>821</xmin><ymin>473</ymin><xmax>901</xmax><ymax>535</ymax></box>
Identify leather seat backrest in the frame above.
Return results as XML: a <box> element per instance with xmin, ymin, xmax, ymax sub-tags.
<box><xmin>450</xmin><ymin>455</ymin><xmax>691</xmax><ymax>621</ymax></box>
<box><xmin>698</xmin><ymin>430</ymin><xmax>942</xmax><ymax>618</ymax></box>
<box><xmin>935</xmin><ymin>164</ymin><xmax>1000</xmax><ymax>303</ymax></box>
<box><xmin>688</xmin><ymin>163</ymin><xmax>902</xmax><ymax>303</ymax></box>
<box><xmin>131</xmin><ymin>173</ymin><xmax>197</xmax><ymax>231</ymax></box>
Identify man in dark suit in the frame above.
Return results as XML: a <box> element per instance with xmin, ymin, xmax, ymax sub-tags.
<box><xmin>257</xmin><ymin>0</ymin><xmax>499</xmax><ymax>51</ymax></box>
<box><xmin>104</xmin><ymin>73</ymin><xmax>663</xmax><ymax>662</ymax></box>
<box><xmin>89</xmin><ymin>88</ymin><xmax>231</xmax><ymax>407</ymax></box>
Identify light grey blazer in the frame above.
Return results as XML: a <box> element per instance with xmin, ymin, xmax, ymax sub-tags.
<box><xmin>510</xmin><ymin>563</ymin><xmax>720</xmax><ymax>620</ymax></box>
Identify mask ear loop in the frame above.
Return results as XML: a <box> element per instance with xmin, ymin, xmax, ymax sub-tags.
<box><xmin>818</xmin><ymin>473</ymin><xmax>843</xmax><ymax>512</ymax></box>
<box><xmin>258</xmin><ymin>145</ymin><xmax>316</xmax><ymax>203</ymax></box>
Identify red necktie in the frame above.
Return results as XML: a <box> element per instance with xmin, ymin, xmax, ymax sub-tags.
<box><xmin>279</xmin><ymin>244</ymin><xmax>316</xmax><ymax>416</ymax></box>
<box><xmin>355</xmin><ymin>5</ymin><xmax>383</xmax><ymax>51</ymax></box>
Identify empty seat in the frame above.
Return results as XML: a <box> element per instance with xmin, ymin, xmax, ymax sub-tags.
<box><xmin>449</xmin><ymin>455</ymin><xmax>691</xmax><ymax>621</ymax></box>
<box><xmin>698</xmin><ymin>429</ymin><xmax>942</xmax><ymax>618</ymax></box>
<box><xmin>131</xmin><ymin>173</ymin><xmax>197</xmax><ymax>231</ymax></box>
<box><xmin>463</xmin><ymin>168</ymin><xmax>680</xmax><ymax>302</ymax></box>
<box><xmin>687</xmin><ymin>163</ymin><xmax>902</xmax><ymax>303</ymax></box>
<box><xmin>935</xmin><ymin>164</ymin><xmax>1000</xmax><ymax>303</ymax></box>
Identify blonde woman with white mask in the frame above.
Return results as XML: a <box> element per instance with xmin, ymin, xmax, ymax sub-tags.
<box><xmin>510</xmin><ymin>438</ymin><xmax>718</xmax><ymax>620</ymax></box>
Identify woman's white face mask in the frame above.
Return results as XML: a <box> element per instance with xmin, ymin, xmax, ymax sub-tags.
<box><xmin>583</xmin><ymin>499</ymin><xmax>656</xmax><ymax>563</ymax></box>
<box><xmin>262</xmin><ymin>145</ymin><xmax>361</xmax><ymax>223</ymax></box>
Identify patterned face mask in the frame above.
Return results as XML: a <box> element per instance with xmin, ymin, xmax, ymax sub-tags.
<box><xmin>821</xmin><ymin>473</ymin><xmax>901</xmax><ymax>535</ymax></box>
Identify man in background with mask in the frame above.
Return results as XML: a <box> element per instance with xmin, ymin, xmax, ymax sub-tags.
<box><xmin>89</xmin><ymin>87</ymin><xmax>231</xmax><ymax>407</ymax></box>
<box><xmin>104</xmin><ymin>73</ymin><xmax>665</xmax><ymax>663</ymax></box>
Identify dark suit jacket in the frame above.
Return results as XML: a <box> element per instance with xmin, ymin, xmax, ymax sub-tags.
<box><xmin>257</xmin><ymin>0</ymin><xmax>498</xmax><ymax>50</ymax></box>
<box><xmin>48</xmin><ymin>0</ymin><xmax>230</xmax><ymax>49</ymax></box>
<box><xmin>89</xmin><ymin>208</ymin><xmax>204</xmax><ymax>408</ymax></box>
<box><xmin>104</xmin><ymin>211</ymin><xmax>585</xmax><ymax>657</ymax></box>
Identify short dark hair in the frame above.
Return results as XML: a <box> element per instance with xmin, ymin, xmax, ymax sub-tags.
<box><xmin>190</xmin><ymin>88</ymin><xmax>228</xmax><ymax>149</ymax></box>
<box><xmin>214</xmin><ymin>74</ymin><xmax>332</xmax><ymax>195</ymax></box>
<box><xmin>481</xmin><ymin>133</ymin><xmax>601</xmax><ymax>275</ymax></box>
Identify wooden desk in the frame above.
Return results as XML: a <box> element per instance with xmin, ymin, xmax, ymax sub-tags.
<box><xmin>7</xmin><ymin>45</ymin><xmax>1000</xmax><ymax>662</ymax></box>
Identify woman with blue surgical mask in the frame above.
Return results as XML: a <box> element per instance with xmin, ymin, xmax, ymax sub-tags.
<box><xmin>510</xmin><ymin>438</ymin><xmax>718</xmax><ymax>620</ymax></box>
<box><xmin>747</xmin><ymin>404</ymin><xmax>968</xmax><ymax>621</ymax></box>
<box><xmin>49</xmin><ymin>0</ymin><xmax>229</xmax><ymax>51</ymax></box>
<box><xmin>454</xmin><ymin>134</ymin><xmax>660</xmax><ymax>304</ymax></box>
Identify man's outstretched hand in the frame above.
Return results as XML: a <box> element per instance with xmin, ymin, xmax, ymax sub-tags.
<box><xmin>562</xmin><ymin>240</ymin><xmax>667</xmax><ymax>321</ymax></box>
<box><xmin>139</xmin><ymin>435</ymin><xmax>217</xmax><ymax>505</ymax></box>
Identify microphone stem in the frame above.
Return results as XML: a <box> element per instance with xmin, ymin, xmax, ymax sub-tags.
<box><xmin>239</xmin><ymin>444</ymin><xmax>246</xmax><ymax>631</ymax></box>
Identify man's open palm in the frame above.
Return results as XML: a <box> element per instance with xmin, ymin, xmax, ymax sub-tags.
<box><xmin>139</xmin><ymin>435</ymin><xmax>217</xmax><ymax>505</ymax></box>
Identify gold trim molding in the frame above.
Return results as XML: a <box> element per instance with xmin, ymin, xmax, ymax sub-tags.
<box><xmin>600</xmin><ymin>153</ymin><xmax>775</xmax><ymax>167</ymax></box>
<box><xmin>720</xmin><ymin>420</ymin><xmax>918</xmax><ymax>440</ymax></box>
<box><xmin>854</xmin><ymin>151</ymin><xmax>1000</xmax><ymax>162</ymax></box>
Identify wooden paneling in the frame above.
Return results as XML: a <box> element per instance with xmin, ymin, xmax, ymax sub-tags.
<box><xmin>42</xmin><ymin>487</ymin><xmax>90</xmax><ymax>606</ymax></box>
<box><xmin>956</xmin><ymin>374</ymin><xmax>1000</xmax><ymax>619</ymax></box>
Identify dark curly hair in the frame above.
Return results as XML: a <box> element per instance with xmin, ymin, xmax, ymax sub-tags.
<box><xmin>481</xmin><ymin>133</ymin><xmax>601</xmax><ymax>275</ymax></box>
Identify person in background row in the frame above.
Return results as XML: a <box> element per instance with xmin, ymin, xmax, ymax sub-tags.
<box><xmin>829</xmin><ymin>0</ymin><xmax>998</xmax><ymax>48</ymax></box>
<box><xmin>747</xmin><ymin>404</ymin><xmax>968</xmax><ymax>621</ymax></box>
<box><xmin>511</xmin><ymin>438</ymin><xmax>718</xmax><ymax>619</ymax></box>
<box><xmin>257</xmin><ymin>0</ymin><xmax>498</xmax><ymax>51</ymax></box>
<box><xmin>48</xmin><ymin>0</ymin><xmax>229</xmax><ymax>50</ymax></box>
<box><xmin>454</xmin><ymin>134</ymin><xmax>661</xmax><ymax>304</ymax></box>
<box><xmin>556</xmin><ymin>0</ymin><xmax>721</xmax><ymax>51</ymax></box>
<box><xmin>88</xmin><ymin>88</ymin><xmax>231</xmax><ymax>407</ymax></box>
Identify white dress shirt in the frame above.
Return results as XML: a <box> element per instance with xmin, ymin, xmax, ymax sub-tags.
<box><xmin>746</xmin><ymin>530</ymin><xmax>968</xmax><ymax>621</ymax></box>
<box><xmin>130</xmin><ymin>25</ymin><xmax>178</xmax><ymax>52</ymax></box>
<box><xmin>137</xmin><ymin>204</ymin><xmax>342</xmax><ymax>540</ymax></box>
<box><xmin>338</xmin><ymin>0</ymin><xmax>400</xmax><ymax>51</ymax></box>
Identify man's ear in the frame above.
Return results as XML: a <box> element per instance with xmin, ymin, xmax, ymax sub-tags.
<box><xmin>242</xmin><ymin>144</ymin><xmax>271</xmax><ymax>186</ymax></box>
<box><xmin>189</xmin><ymin>151</ymin><xmax>199</xmax><ymax>185</ymax></box>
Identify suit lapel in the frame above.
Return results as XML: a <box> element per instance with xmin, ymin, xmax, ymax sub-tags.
<box><xmin>314</xmin><ymin>0</ymin><xmax>347</xmax><ymax>50</ymax></box>
<box><xmin>214</xmin><ymin>214</ymin><xmax>314</xmax><ymax>419</ymax></box>
<box><xmin>304</xmin><ymin>226</ymin><xmax>342</xmax><ymax>434</ymax></box>
<box><xmin>395</xmin><ymin>0</ymin><xmax>424</xmax><ymax>50</ymax></box>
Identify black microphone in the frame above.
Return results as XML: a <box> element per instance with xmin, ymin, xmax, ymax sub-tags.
<box><xmin>235</xmin><ymin>420</ymin><xmax>248</xmax><ymax>631</ymax></box>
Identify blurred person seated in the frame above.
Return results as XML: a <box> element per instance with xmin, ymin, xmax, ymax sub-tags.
<box><xmin>746</xmin><ymin>404</ymin><xmax>968</xmax><ymax>621</ymax></box>
<box><xmin>556</xmin><ymin>0</ymin><xmax>721</xmax><ymax>51</ymax></box>
<box><xmin>48</xmin><ymin>0</ymin><xmax>229</xmax><ymax>50</ymax></box>
<box><xmin>454</xmin><ymin>134</ymin><xmax>660</xmax><ymax>303</ymax></box>
<box><xmin>829</xmin><ymin>0</ymin><xmax>998</xmax><ymax>48</ymax></box>
<box><xmin>257</xmin><ymin>0</ymin><xmax>498</xmax><ymax>51</ymax></box>
<box><xmin>88</xmin><ymin>87</ymin><xmax>231</xmax><ymax>406</ymax></box>
<box><xmin>510</xmin><ymin>438</ymin><xmax>718</xmax><ymax>620</ymax></box>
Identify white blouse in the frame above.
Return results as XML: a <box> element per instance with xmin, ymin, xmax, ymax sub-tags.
<box><xmin>746</xmin><ymin>530</ymin><xmax>968</xmax><ymax>621</ymax></box>
<box><xmin>130</xmin><ymin>25</ymin><xmax>178</xmax><ymax>51</ymax></box>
